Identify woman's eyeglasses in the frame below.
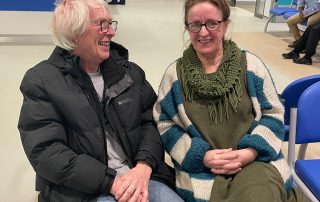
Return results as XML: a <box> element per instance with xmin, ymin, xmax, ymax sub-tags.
<box><xmin>186</xmin><ymin>20</ymin><xmax>224</xmax><ymax>33</ymax></box>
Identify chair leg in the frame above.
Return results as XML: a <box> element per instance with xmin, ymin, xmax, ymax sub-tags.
<box><xmin>297</xmin><ymin>144</ymin><xmax>308</xmax><ymax>160</ymax></box>
<box><xmin>264</xmin><ymin>14</ymin><xmax>275</xmax><ymax>32</ymax></box>
<box><xmin>288</xmin><ymin>108</ymin><xmax>297</xmax><ymax>170</ymax></box>
<box><xmin>292</xmin><ymin>172</ymin><xmax>319</xmax><ymax>202</ymax></box>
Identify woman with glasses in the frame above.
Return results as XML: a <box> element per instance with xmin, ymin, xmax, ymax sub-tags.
<box><xmin>154</xmin><ymin>0</ymin><xmax>307</xmax><ymax>201</ymax></box>
<box><xmin>18</xmin><ymin>0</ymin><xmax>183</xmax><ymax>202</ymax></box>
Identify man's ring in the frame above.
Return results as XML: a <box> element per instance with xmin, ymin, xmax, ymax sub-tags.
<box><xmin>130</xmin><ymin>184</ymin><xmax>136</xmax><ymax>190</ymax></box>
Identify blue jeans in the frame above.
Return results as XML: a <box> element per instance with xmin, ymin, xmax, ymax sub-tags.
<box><xmin>96</xmin><ymin>180</ymin><xmax>184</xmax><ymax>202</ymax></box>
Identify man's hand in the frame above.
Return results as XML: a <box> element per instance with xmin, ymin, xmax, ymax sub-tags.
<box><xmin>110</xmin><ymin>161</ymin><xmax>152</xmax><ymax>202</ymax></box>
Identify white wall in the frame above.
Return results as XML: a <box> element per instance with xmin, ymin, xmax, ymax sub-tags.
<box><xmin>0</xmin><ymin>11</ymin><xmax>52</xmax><ymax>35</ymax></box>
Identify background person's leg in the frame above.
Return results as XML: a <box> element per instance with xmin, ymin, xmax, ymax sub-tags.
<box><xmin>306</xmin><ymin>11</ymin><xmax>320</xmax><ymax>27</ymax></box>
<box><xmin>287</xmin><ymin>13</ymin><xmax>304</xmax><ymax>41</ymax></box>
<box><xmin>294</xmin><ymin>24</ymin><xmax>320</xmax><ymax>65</ymax></box>
<box><xmin>293</xmin><ymin>24</ymin><xmax>313</xmax><ymax>54</ymax></box>
<box><xmin>282</xmin><ymin>25</ymin><xmax>312</xmax><ymax>59</ymax></box>
<box><xmin>304</xmin><ymin>24</ymin><xmax>320</xmax><ymax>57</ymax></box>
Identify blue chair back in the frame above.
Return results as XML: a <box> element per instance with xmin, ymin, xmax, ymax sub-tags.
<box><xmin>281</xmin><ymin>75</ymin><xmax>320</xmax><ymax>140</ymax></box>
<box><xmin>282</xmin><ymin>75</ymin><xmax>320</xmax><ymax>126</ymax></box>
<box><xmin>296</xmin><ymin>81</ymin><xmax>320</xmax><ymax>144</ymax></box>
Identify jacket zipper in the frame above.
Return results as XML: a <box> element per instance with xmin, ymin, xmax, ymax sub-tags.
<box><xmin>81</xmin><ymin>76</ymin><xmax>109</xmax><ymax>165</ymax></box>
<box><xmin>63</xmin><ymin>55</ymin><xmax>109</xmax><ymax>165</ymax></box>
<box><xmin>104</xmin><ymin>95</ymin><xmax>133</xmax><ymax>168</ymax></box>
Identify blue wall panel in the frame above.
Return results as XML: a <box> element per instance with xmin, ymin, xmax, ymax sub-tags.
<box><xmin>0</xmin><ymin>0</ymin><xmax>55</xmax><ymax>12</ymax></box>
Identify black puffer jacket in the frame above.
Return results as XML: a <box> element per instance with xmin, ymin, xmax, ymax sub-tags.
<box><xmin>18</xmin><ymin>42</ymin><xmax>175</xmax><ymax>202</ymax></box>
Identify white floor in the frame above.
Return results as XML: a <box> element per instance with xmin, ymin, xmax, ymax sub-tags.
<box><xmin>0</xmin><ymin>1</ymin><xmax>308</xmax><ymax>201</ymax></box>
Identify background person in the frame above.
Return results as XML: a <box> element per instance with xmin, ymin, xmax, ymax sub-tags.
<box><xmin>286</xmin><ymin>0</ymin><xmax>320</xmax><ymax>47</ymax></box>
<box><xmin>18</xmin><ymin>0</ymin><xmax>182</xmax><ymax>201</ymax></box>
<box><xmin>153</xmin><ymin>0</ymin><xmax>308</xmax><ymax>201</ymax></box>
<box><xmin>282</xmin><ymin>23</ymin><xmax>320</xmax><ymax>65</ymax></box>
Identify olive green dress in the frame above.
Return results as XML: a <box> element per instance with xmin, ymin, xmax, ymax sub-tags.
<box><xmin>178</xmin><ymin>53</ymin><xmax>308</xmax><ymax>202</ymax></box>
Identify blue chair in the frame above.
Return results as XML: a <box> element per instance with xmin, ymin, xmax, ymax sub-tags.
<box><xmin>287</xmin><ymin>81</ymin><xmax>320</xmax><ymax>202</ymax></box>
<box><xmin>281</xmin><ymin>74</ymin><xmax>320</xmax><ymax>141</ymax></box>
<box><xmin>264</xmin><ymin>0</ymin><xmax>298</xmax><ymax>32</ymax></box>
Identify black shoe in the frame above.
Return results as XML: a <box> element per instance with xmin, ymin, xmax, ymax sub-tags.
<box><xmin>282</xmin><ymin>51</ymin><xmax>299</xmax><ymax>59</ymax></box>
<box><xmin>108</xmin><ymin>0</ymin><xmax>125</xmax><ymax>4</ymax></box>
<box><xmin>293</xmin><ymin>56</ymin><xmax>312</xmax><ymax>65</ymax></box>
<box><xmin>108</xmin><ymin>0</ymin><xmax>117</xmax><ymax>4</ymax></box>
<box><xmin>288</xmin><ymin>40</ymin><xmax>298</xmax><ymax>48</ymax></box>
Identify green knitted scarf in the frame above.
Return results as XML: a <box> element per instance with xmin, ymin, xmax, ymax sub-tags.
<box><xmin>177</xmin><ymin>40</ymin><xmax>242</xmax><ymax>124</ymax></box>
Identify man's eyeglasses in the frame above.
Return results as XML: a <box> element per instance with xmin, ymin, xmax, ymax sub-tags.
<box><xmin>185</xmin><ymin>20</ymin><xmax>224</xmax><ymax>33</ymax></box>
<box><xmin>93</xmin><ymin>20</ymin><xmax>118</xmax><ymax>33</ymax></box>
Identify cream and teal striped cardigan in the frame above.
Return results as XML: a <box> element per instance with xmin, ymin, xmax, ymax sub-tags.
<box><xmin>153</xmin><ymin>51</ymin><xmax>292</xmax><ymax>202</ymax></box>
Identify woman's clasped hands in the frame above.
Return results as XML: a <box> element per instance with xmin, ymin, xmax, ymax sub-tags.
<box><xmin>203</xmin><ymin>148</ymin><xmax>258</xmax><ymax>175</ymax></box>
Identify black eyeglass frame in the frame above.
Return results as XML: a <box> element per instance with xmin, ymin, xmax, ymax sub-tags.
<box><xmin>185</xmin><ymin>20</ymin><xmax>224</xmax><ymax>33</ymax></box>
<box><xmin>99</xmin><ymin>20</ymin><xmax>118</xmax><ymax>32</ymax></box>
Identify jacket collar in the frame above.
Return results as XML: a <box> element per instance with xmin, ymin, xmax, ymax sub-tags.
<box><xmin>48</xmin><ymin>47</ymin><xmax>83</xmax><ymax>80</ymax></box>
<box><xmin>47</xmin><ymin>42</ymin><xmax>130</xmax><ymax>88</ymax></box>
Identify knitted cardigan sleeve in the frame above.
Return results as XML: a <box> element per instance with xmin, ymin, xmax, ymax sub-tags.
<box><xmin>239</xmin><ymin>52</ymin><xmax>285</xmax><ymax>162</ymax></box>
<box><xmin>153</xmin><ymin>62</ymin><xmax>211</xmax><ymax>173</ymax></box>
